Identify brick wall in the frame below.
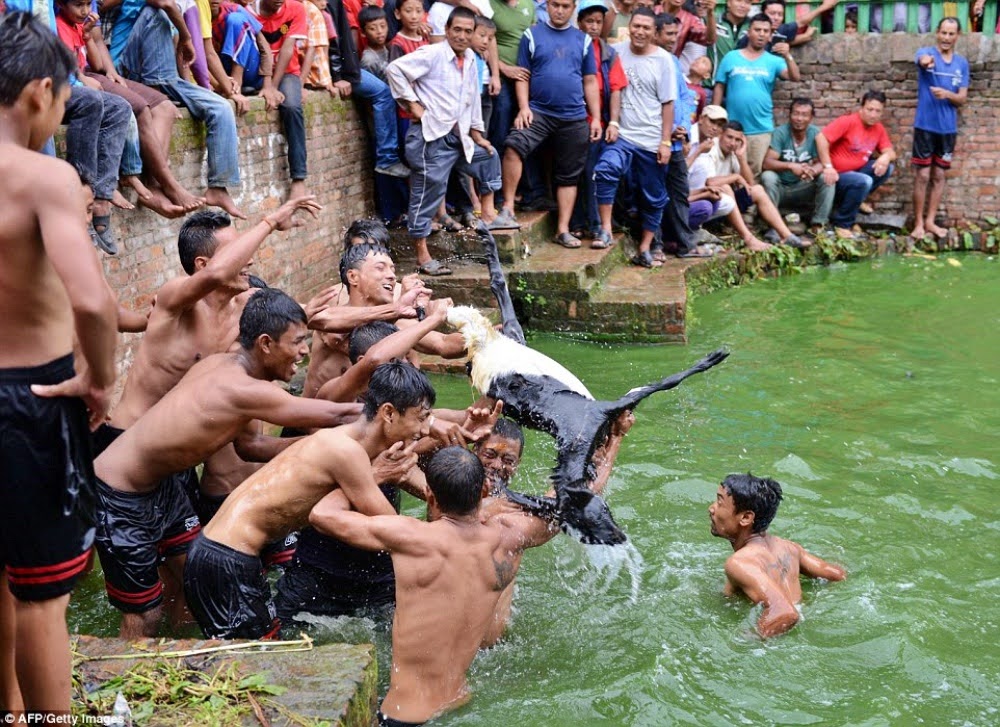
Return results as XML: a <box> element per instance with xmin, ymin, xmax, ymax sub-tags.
<box><xmin>97</xmin><ymin>92</ymin><xmax>374</xmax><ymax>389</ymax></box>
<box><xmin>771</xmin><ymin>32</ymin><xmax>1000</xmax><ymax>225</ymax></box>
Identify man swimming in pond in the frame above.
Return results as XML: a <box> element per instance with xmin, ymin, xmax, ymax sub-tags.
<box><xmin>709</xmin><ymin>473</ymin><xmax>846</xmax><ymax>638</ymax></box>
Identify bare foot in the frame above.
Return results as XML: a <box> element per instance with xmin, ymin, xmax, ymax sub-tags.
<box><xmin>161</xmin><ymin>180</ymin><xmax>206</xmax><ymax>212</ymax></box>
<box><xmin>745</xmin><ymin>237</ymin><xmax>772</xmax><ymax>252</ymax></box>
<box><xmin>121</xmin><ymin>176</ymin><xmax>153</xmax><ymax>203</ymax></box>
<box><xmin>926</xmin><ymin>222</ymin><xmax>949</xmax><ymax>238</ymax></box>
<box><xmin>204</xmin><ymin>187</ymin><xmax>247</xmax><ymax>219</ymax></box>
<box><xmin>137</xmin><ymin>187</ymin><xmax>186</xmax><ymax>218</ymax></box>
<box><xmin>910</xmin><ymin>225</ymin><xmax>927</xmax><ymax>240</ymax></box>
<box><xmin>111</xmin><ymin>188</ymin><xmax>136</xmax><ymax>210</ymax></box>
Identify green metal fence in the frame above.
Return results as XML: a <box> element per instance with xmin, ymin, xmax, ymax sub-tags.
<box><xmin>788</xmin><ymin>1</ymin><xmax>998</xmax><ymax>35</ymax></box>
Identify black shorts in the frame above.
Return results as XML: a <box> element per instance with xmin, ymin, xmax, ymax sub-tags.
<box><xmin>94</xmin><ymin>469</ymin><xmax>200</xmax><ymax>613</ymax></box>
<box><xmin>378</xmin><ymin>711</ymin><xmax>424</xmax><ymax>727</ymax></box>
<box><xmin>504</xmin><ymin>112</ymin><xmax>590</xmax><ymax>187</ymax></box>
<box><xmin>191</xmin><ymin>488</ymin><xmax>298</xmax><ymax>569</ymax></box>
<box><xmin>912</xmin><ymin>128</ymin><xmax>956</xmax><ymax>169</ymax></box>
<box><xmin>273</xmin><ymin>558</ymin><xmax>395</xmax><ymax>625</ymax></box>
<box><xmin>183</xmin><ymin>534</ymin><xmax>279</xmax><ymax>640</ymax></box>
<box><xmin>734</xmin><ymin>186</ymin><xmax>754</xmax><ymax>213</ymax></box>
<box><xmin>90</xmin><ymin>422</ymin><xmax>125</xmax><ymax>457</ymax></box>
<box><xmin>0</xmin><ymin>355</ymin><xmax>96</xmax><ymax>602</ymax></box>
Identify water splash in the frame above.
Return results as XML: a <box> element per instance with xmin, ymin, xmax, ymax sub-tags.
<box><xmin>553</xmin><ymin>539</ymin><xmax>645</xmax><ymax>604</ymax></box>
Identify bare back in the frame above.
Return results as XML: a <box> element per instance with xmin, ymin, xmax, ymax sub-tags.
<box><xmin>109</xmin><ymin>285</ymin><xmax>251</xmax><ymax>428</ymax></box>
<box><xmin>0</xmin><ymin>147</ymin><xmax>80</xmax><ymax>368</ymax></box>
<box><xmin>724</xmin><ymin>535</ymin><xmax>804</xmax><ymax>604</ymax></box>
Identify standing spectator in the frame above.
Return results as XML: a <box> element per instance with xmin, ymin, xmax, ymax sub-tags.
<box><xmin>496</xmin><ymin>0</ymin><xmax>601</xmax><ymax>248</ymax></box>
<box><xmin>386</xmin><ymin>7</ymin><xmax>504</xmax><ymax>275</ymax></box>
<box><xmin>251</xmin><ymin>0</ymin><xmax>310</xmax><ymax>200</ymax></box>
<box><xmin>761</xmin><ymin>98</ymin><xmax>834</xmax><ymax>236</ymax></box>
<box><xmin>487</xmin><ymin>0</ymin><xmax>535</xmax><ymax>154</ymax></box>
<box><xmin>910</xmin><ymin>17</ymin><xmax>968</xmax><ymax>240</ymax></box>
<box><xmin>388</xmin><ymin>0</ymin><xmax>426</xmax><ymax>61</ymax></box>
<box><xmin>569</xmin><ymin>0</ymin><xmax>627</xmax><ymax>244</ymax></box>
<box><xmin>661</xmin><ymin>0</ymin><xmax>714</xmax><ymax>74</ymax></box>
<box><xmin>709</xmin><ymin>0</ymin><xmax>752</xmax><ymax>84</ymax></box>
<box><xmin>815</xmin><ymin>89</ymin><xmax>897</xmax><ymax>240</ymax></box>
<box><xmin>301</xmin><ymin>0</ymin><xmax>337</xmax><ymax>97</ymax></box>
<box><xmin>713</xmin><ymin>12</ymin><xmax>798</xmax><ymax>179</ymax></box>
<box><xmin>593</xmin><ymin>7</ymin><xmax>676</xmax><ymax>268</ymax></box>
<box><xmin>358</xmin><ymin>5</ymin><xmax>390</xmax><ymax>80</ymax></box>
<box><xmin>112</xmin><ymin>0</ymin><xmax>246</xmax><ymax>218</ymax></box>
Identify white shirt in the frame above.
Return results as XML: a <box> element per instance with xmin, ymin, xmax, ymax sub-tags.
<box><xmin>386</xmin><ymin>42</ymin><xmax>484</xmax><ymax>162</ymax></box>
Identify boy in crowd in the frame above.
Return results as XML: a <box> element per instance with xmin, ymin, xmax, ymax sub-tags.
<box><xmin>0</xmin><ymin>13</ymin><xmax>118</xmax><ymax>712</ymax></box>
<box><xmin>709</xmin><ymin>473</ymin><xmax>846</xmax><ymax>638</ymax></box>
<box><xmin>359</xmin><ymin>5</ymin><xmax>391</xmax><ymax>80</ymax></box>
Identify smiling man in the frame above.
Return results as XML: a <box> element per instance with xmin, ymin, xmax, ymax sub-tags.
<box><xmin>92</xmin><ymin>289</ymin><xmax>362</xmax><ymax>638</ymax></box>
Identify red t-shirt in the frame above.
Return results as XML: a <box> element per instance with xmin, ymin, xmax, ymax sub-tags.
<box><xmin>253</xmin><ymin>0</ymin><xmax>309</xmax><ymax>77</ymax></box>
<box><xmin>822</xmin><ymin>112</ymin><xmax>893</xmax><ymax>173</ymax></box>
<box><xmin>55</xmin><ymin>15</ymin><xmax>88</xmax><ymax>72</ymax></box>
<box><xmin>589</xmin><ymin>41</ymin><xmax>627</xmax><ymax>126</ymax></box>
<box><xmin>387</xmin><ymin>33</ymin><xmax>426</xmax><ymax>61</ymax></box>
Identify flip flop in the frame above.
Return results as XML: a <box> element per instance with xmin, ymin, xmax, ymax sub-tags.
<box><xmin>418</xmin><ymin>259</ymin><xmax>453</xmax><ymax>276</ymax></box>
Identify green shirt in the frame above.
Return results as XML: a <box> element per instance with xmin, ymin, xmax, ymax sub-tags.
<box><xmin>709</xmin><ymin>12</ymin><xmax>750</xmax><ymax>83</ymax></box>
<box><xmin>491</xmin><ymin>0</ymin><xmax>536</xmax><ymax>67</ymax></box>
<box><xmin>769</xmin><ymin>123</ymin><xmax>820</xmax><ymax>186</ymax></box>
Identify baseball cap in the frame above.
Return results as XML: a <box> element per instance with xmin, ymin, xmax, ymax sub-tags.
<box><xmin>702</xmin><ymin>105</ymin><xmax>728</xmax><ymax>121</ymax></box>
<box><xmin>577</xmin><ymin>0</ymin><xmax>609</xmax><ymax>17</ymax></box>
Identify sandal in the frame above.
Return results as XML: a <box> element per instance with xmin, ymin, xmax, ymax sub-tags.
<box><xmin>590</xmin><ymin>229</ymin><xmax>614</xmax><ymax>249</ymax></box>
<box><xmin>438</xmin><ymin>214</ymin><xmax>463</xmax><ymax>233</ymax></box>
<box><xmin>417</xmin><ymin>259</ymin><xmax>453</xmax><ymax>276</ymax></box>
<box><xmin>630</xmin><ymin>250</ymin><xmax>662</xmax><ymax>268</ymax></box>
<box><xmin>553</xmin><ymin>232</ymin><xmax>582</xmax><ymax>249</ymax></box>
<box><xmin>677</xmin><ymin>246</ymin><xmax>715</xmax><ymax>259</ymax></box>
<box><xmin>90</xmin><ymin>214</ymin><xmax>119</xmax><ymax>255</ymax></box>
<box><xmin>651</xmin><ymin>249</ymin><xmax>667</xmax><ymax>263</ymax></box>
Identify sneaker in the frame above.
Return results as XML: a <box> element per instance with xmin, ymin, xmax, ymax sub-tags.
<box><xmin>488</xmin><ymin>208</ymin><xmax>521</xmax><ymax>230</ymax></box>
<box><xmin>763</xmin><ymin>229</ymin><xmax>781</xmax><ymax>245</ymax></box>
<box><xmin>375</xmin><ymin>162</ymin><xmax>410</xmax><ymax>178</ymax></box>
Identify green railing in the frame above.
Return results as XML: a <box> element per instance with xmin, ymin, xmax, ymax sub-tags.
<box><xmin>788</xmin><ymin>1</ymin><xmax>998</xmax><ymax>36</ymax></box>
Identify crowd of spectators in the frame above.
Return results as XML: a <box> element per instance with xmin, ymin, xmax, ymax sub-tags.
<box><xmin>2</xmin><ymin>0</ymin><xmax>973</xmax><ymax>268</ymax></box>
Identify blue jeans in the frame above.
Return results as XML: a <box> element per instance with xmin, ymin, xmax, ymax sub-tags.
<box><xmin>120</xmin><ymin>112</ymin><xmax>143</xmax><ymax>177</ymax></box>
<box><xmin>120</xmin><ymin>7</ymin><xmax>240</xmax><ymax>188</ymax></box>
<box><xmin>488</xmin><ymin>77</ymin><xmax>516</xmax><ymax>152</ymax></box>
<box><xmin>354</xmin><ymin>70</ymin><xmax>401</xmax><ymax>169</ymax></box>
<box><xmin>278</xmin><ymin>74</ymin><xmax>307</xmax><ymax>180</ymax></box>
<box><xmin>831</xmin><ymin>160</ymin><xmax>894</xmax><ymax>228</ymax></box>
<box><xmin>595</xmin><ymin>138</ymin><xmax>668</xmax><ymax>233</ymax></box>
<box><xmin>64</xmin><ymin>86</ymin><xmax>131</xmax><ymax>200</ymax></box>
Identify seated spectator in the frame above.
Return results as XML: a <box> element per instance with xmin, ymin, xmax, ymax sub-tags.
<box><xmin>358</xmin><ymin>5</ymin><xmax>390</xmax><ymax>80</ymax></box>
<box><xmin>301</xmin><ymin>0</ymin><xmax>338</xmax><ymax>98</ymax></box>
<box><xmin>661</xmin><ymin>0</ymin><xmax>714</xmax><ymax>74</ymax></box>
<box><xmin>111</xmin><ymin>0</ymin><xmax>245</xmax><ymax>218</ymax></box>
<box><xmin>815</xmin><ymin>89</ymin><xmax>896</xmax><ymax>240</ymax></box>
<box><xmin>761</xmin><ymin>98</ymin><xmax>834</xmax><ymax>236</ymax></box>
<box><xmin>713</xmin><ymin>12</ymin><xmax>798</xmax><ymax>179</ymax></box>
<box><xmin>497</xmin><ymin>0</ymin><xmax>601</xmax><ymax>248</ymax></box>
<box><xmin>691</xmin><ymin>119</ymin><xmax>808</xmax><ymax>250</ymax></box>
<box><xmin>209</xmin><ymin>0</ymin><xmax>279</xmax><ymax>107</ymax></box>
<box><xmin>251</xmin><ymin>0</ymin><xmax>310</xmax><ymax>200</ymax></box>
<box><xmin>684</xmin><ymin>104</ymin><xmax>732</xmax><ymax>242</ymax></box>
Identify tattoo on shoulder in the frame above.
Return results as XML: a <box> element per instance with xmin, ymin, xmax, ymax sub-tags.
<box><xmin>492</xmin><ymin>556</ymin><xmax>515</xmax><ymax>591</ymax></box>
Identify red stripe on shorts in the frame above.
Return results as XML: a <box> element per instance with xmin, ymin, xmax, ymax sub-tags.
<box><xmin>158</xmin><ymin>525</ymin><xmax>201</xmax><ymax>553</ymax></box>
<box><xmin>105</xmin><ymin>581</ymin><xmax>163</xmax><ymax>604</ymax></box>
<box><xmin>7</xmin><ymin>549</ymin><xmax>92</xmax><ymax>585</ymax></box>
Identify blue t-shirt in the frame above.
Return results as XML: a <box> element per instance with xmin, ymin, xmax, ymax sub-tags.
<box><xmin>517</xmin><ymin>22</ymin><xmax>595</xmax><ymax>121</ymax></box>
<box><xmin>715</xmin><ymin>49</ymin><xmax>787</xmax><ymax>135</ymax></box>
<box><xmin>108</xmin><ymin>0</ymin><xmax>147</xmax><ymax>65</ymax></box>
<box><xmin>914</xmin><ymin>46</ymin><xmax>969</xmax><ymax>135</ymax></box>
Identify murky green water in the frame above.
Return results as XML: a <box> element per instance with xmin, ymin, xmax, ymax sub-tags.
<box><xmin>70</xmin><ymin>255</ymin><xmax>1000</xmax><ymax>725</ymax></box>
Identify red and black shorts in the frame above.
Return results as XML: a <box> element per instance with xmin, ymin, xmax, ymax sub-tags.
<box><xmin>0</xmin><ymin>355</ymin><xmax>95</xmax><ymax>602</ymax></box>
<box><xmin>912</xmin><ymin>128</ymin><xmax>956</xmax><ymax>169</ymax></box>
<box><xmin>94</xmin><ymin>468</ymin><xmax>200</xmax><ymax>613</ymax></box>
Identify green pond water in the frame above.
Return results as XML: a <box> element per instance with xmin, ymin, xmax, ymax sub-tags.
<box><xmin>69</xmin><ymin>254</ymin><xmax>1000</xmax><ymax>725</ymax></box>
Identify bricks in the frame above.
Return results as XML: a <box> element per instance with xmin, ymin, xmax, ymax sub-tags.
<box><xmin>61</xmin><ymin>91</ymin><xmax>374</xmax><ymax>397</ymax></box>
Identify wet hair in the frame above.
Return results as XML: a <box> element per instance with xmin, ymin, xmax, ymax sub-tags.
<box><xmin>655</xmin><ymin>12</ymin><xmax>679</xmax><ymax>32</ymax></box>
<box><xmin>358</xmin><ymin>5</ymin><xmax>387</xmax><ymax>30</ymax></box>
<box><xmin>343</xmin><ymin>218</ymin><xmax>390</xmax><ymax>247</ymax></box>
<box><xmin>860</xmin><ymin>89</ymin><xmax>887</xmax><ymax>106</ymax></box>
<box><xmin>629</xmin><ymin>6</ymin><xmax>656</xmax><ymax>23</ymax></box>
<box><xmin>178</xmin><ymin>210</ymin><xmax>232</xmax><ymax>275</ymax></box>
<box><xmin>721</xmin><ymin>473</ymin><xmax>783</xmax><ymax>534</ymax></box>
<box><xmin>338</xmin><ymin>242</ymin><xmax>393</xmax><ymax>287</ymax></box>
<box><xmin>0</xmin><ymin>13</ymin><xmax>78</xmax><ymax>107</ymax></box>
<box><xmin>480</xmin><ymin>418</ymin><xmax>524</xmax><ymax>453</ymax></box>
<box><xmin>724</xmin><ymin>120</ymin><xmax>744</xmax><ymax>133</ymax></box>
<box><xmin>426</xmin><ymin>447</ymin><xmax>485</xmax><ymax>516</ymax></box>
<box><xmin>937</xmin><ymin>16</ymin><xmax>960</xmax><ymax>32</ymax></box>
<box><xmin>361</xmin><ymin>361</ymin><xmax>436</xmax><ymax>420</ymax></box>
<box><xmin>790</xmin><ymin>97</ymin><xmax>815</xmax><ymax>113</ymax></box>
<box><xmin>749</xmin><ymin>14</ymin><xmax>773</xmax><ymax>28</ymax></box>
<box><xmin>446</xmin><ymin>5</ymin><xmax>476</xmax><ymax>27</ymax></box>
<box><xmin>247</xmin><ymin>274</ymin><xmax>269</xmax><ymax>289</ymax></box>
<box><xmin>238</xmin><ymin>288</ymin><xmax>307</xmax><ymax>350</ymax></box>
<box><xmin>348</xmin><ymin>321</ymin><xmax>399</xmax><ymax>364</ymax></box>
<box><xmin>474</xmin><ymin>15</ymin><xmax>496</xmax><ymax>31</ymax></box>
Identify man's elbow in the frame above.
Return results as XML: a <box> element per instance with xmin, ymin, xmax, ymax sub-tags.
<box><xmin>74</xmin><ymin>284</ymin><xmax>117</xmax><ymax>322</ymax></box>
<box><xmin>758</xmin><ymin>606</ymin><xmax>799</xmax><ymax>638</ymax></box>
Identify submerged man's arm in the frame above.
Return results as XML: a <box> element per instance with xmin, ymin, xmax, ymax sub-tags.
<box><xmin>724</xmin><ymin>557</ymin><xmax>800</xmax><ymax>638</ymax></box>
<box><xmin>797</xmin><ymin>544</ymin><xmax>847</xmax><ymax>582</ymax></box>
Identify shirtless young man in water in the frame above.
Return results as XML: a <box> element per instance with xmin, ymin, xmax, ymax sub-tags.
<box><xmin>93</xmin><ymin>289</ymin><xmax>360</xmax><ymax>638</ymax></box>
<box><xmin>98</xmin><ymin>198</ymin><xmax>319</xmax><ymax>452</ymax></box>
<box><xmin>311</xmin><ymin>447</ymin><xmax>546</xmax><ymax>726</ymax></box>
<box><xmin>709</xmin><ymin>473</ymin><xmax>846</xmax><ymax>638</ymax></box>
<box><xmin>0</xmin><ymin>13</ymin><xmax>118</xmax><ymax>713</ymax></box>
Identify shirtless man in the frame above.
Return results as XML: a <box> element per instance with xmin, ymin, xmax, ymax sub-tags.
<box><xmin>310</xmin><ymin>447</ymin><xmax>550</xmax><ymax>725</ymax></box>
<box><xmin>708</xmin><ymin>472</ymin><xmax>846</xmax><ymax>638</ymax></box>
<box><xmin>184</xmin><ymin>361</ymin><xmax>439</xmax><ymax>639</ymax></box>
<box><xmin>476</xmin><ymin>413</ymin><xmax>632</xmax><ymax>647</ymax></box>
<box><xmin>0</xmin><ymin>12</ymin><xmax>118</xmax><ymax>713</ymax></box>
<box><xmin>93</xmin><ymin>288</ymin><xmax>361</xmax><ymax>638</ymax></box>
<box><xmin>99</xmin><ymin>198</ymin><xmax>319</xmax><ymax>449</ymax></box>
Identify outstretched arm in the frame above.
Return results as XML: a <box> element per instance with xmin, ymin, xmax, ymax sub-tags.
<box><xmin>724</xmin><ymin>558</ymin><xmax>800</xmax><ymax>638</ymax></box>
<box><xmin>589</xmin><ymin>410</ymin><xmax>634</xmax><ymax>496</ymax></box>
<box><xmin>309</xmin><ymin>489</ymin><xmax>427</xmax><ymax>552</ymax></box>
